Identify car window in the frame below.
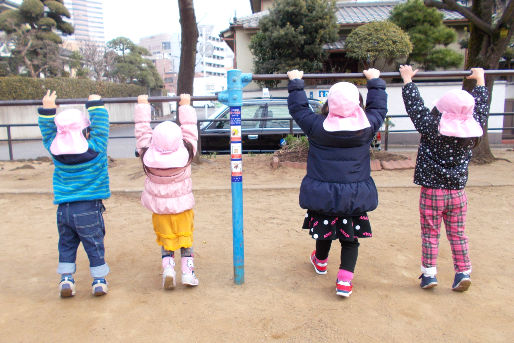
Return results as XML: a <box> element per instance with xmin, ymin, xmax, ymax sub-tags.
<box><xmin>209</xmin><ymin>105</ymin><xmax>263</xmax><ymax>130</ymax></box>
<box><xmin>241</xmin><ymin>105</ymin><xmax>262</xmax><ymax>129</ymax></box>
<box><xmin>310</xmin><ymin>101</ymin><xmax>323</xmax><ymax>115</ymax></box>
<box><xmin>264</xmin><ymin>104</ymin><xmax>299</xmax><ymax>129</ymax></box>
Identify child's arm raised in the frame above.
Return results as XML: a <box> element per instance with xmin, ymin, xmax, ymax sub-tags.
<box><xmin>467</xmin><ymin>68</ymin><xmax>489</xmax><ymax>126</ymax></box>
<box><xmin>38</xmin><ymin>90</ymin><xmax>58</xmax><ymax>152</ymax></box>
<box><xmin>86</xmin><ymin>94</ymin><xmax>109</xmax><ymax>153</ymax></box>
<box><xmin>363</xmin><ymin>68</ymin><xmax>387</xmax><ymax>134</ymax></box>
<box><xmin>134</xmin><ymin>95</ymin><xmax>153</xmax><ymax>154</ymax></box>
<box><xmin>399</xmin><ymin>65</ymin><xmax>438</xmax><ymax>136</ymax></box>
<box><xmin>287</xmin><ymin>70</ymin><xmax>317</xmax><ymax>136</ymax></box>
<box><xmin>178</xmin><ymin>94</ymin><xmax>198</xmax><ymax>155</ymax></box>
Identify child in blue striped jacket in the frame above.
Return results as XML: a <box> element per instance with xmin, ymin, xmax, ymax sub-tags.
<box><xmin>38</xmin><ymin>90</ymin><xmax>110</xmax><ymax>298</ymax></box>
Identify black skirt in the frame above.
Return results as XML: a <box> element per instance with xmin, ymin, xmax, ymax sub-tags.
<box><xmin>302</xmin><ymin>210</ymin><xmax>372</xmax><ymax>242</ymax></box>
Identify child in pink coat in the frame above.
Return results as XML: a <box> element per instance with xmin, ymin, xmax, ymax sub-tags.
<box><xmin>134</xmin><ymin>94</ymin><xmax>199</xmax><ymax>289</ymax></box>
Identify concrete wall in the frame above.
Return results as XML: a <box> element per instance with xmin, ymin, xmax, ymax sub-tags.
<box><xmin>0</xmin><ymin>102</ymin><xmax>173</xmax><ymax>140</ymax></box>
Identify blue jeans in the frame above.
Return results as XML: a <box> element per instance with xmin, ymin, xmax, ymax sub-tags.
<box><xmin>56</xmin><ymin>200</ymin><xmax>109</xmax><ymax>278</ymax></box>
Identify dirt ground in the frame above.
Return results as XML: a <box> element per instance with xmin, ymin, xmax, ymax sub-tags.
<box><xmin>0</xmin><ymin>150</ymin><xmax>513</xmax><ymax>342</ymax></box>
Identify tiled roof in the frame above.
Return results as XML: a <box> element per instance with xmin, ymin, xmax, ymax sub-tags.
<box><xmin>231</xmin><ymin>10</ymin><xmax>269</xmax><ymax>29</ymax></box>
<box><xmin>335</xmin><ymin>1</ymin><xmax>465</xmax><ymax>25</ymax></box>
<box><xmin>229</xmin><ymin>1</ymin><xmax>465</xmax><ymax>29</ymax></box>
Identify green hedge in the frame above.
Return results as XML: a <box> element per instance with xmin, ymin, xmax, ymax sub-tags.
<box><xmin>0</xmin><ymin>77</ymin><xmax>147</xmax><ymax>100</ymax></box>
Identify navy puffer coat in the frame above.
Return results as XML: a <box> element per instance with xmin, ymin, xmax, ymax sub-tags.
<box><xmin>287</xmin><ymin>78</ymin><xmax>388</xmax><ymax>216</ymax></box>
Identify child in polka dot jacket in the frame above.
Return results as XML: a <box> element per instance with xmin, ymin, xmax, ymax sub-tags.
<box><xmin>399</xmin><ymin>66</ymin><xmax>489</xmax><ymax>292</ymax></box>
<box><xmin>287</xmin><ymin>68</ymin><xmax>388</xmax><ymax>297</ymax></box>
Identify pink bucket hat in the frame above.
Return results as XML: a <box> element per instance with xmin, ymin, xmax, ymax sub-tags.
<box><xmin>435</xmin><ymin>89</ymin><xmax>483</xmax><ymax>138</ymax></box>
<box><xmin>323</xmin><ymin>82</ymin><xmax>371</xmax><ymax>132</ymax></box>
<box><xmin>143</xmin><ymin>121</ymin><xmax>190</xmax><ymax>169</ymax></box>
<box><xmin>50</xmin><ymin>109</ymin><xmax>90</xmax><ymax>155</ymax></box>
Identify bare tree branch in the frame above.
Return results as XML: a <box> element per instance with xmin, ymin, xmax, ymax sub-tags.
<box><xmin>495</xmin><ymin>0</ymin><xmax>514</xmax><ymax>30</ymax></box>
<box><xmin>424</xmin><ymin>0</ymin><xmax>493</xmax><ymax>34</ymax></box>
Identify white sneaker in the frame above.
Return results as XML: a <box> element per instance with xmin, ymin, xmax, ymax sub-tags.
<box><xmin>181</xmin><ymin>257</ymin><xmax>199</xmax><ymax>286</ymax></box>
<box><xmin>162</xmin><ymin>261</ymin><xmax>176</xmax><ymax>290</ymax></box>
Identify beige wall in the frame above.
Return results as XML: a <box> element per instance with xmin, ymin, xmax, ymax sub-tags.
<box><xmin>235</xmin><ymin>30</ymin><xmax>262</xmax><ymax>90</ymax></box>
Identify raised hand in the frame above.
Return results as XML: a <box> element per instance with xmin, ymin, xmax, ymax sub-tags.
<box><xmin>42</xmin><ymin>90</ymin><xmax>57</xmax><ymax>109</ymax></box>
<box><xmin>88</xmin><ymin>94</ymin><xmax>101</xmax><ymax>101</ymax></box>
<box><xmin>399</xmin><ymin>65</ymin><xmax>418</xmax><ymax>84</ymax></box>
<box><xmin>363</xmin><ymin>68</ymin><xmax>380</xmax><ymax>80</ymax></box>
<box><xmin>138</xmin><ymin>95</ymin><xmax>149</xmax><ymax>104</ymax></box>
<box><xmin>287</xmin><ymin>70</ymin><xmax>303</xmax><ymax>80</ymax></box>
<box><xmin>466</xmin><ymin>68</ymin><xmax>485</xmax><ymax>86</ymax></box>
<box><xmin>179</xmin><ymin>94</ymin><xmax>190</xmax><ymax>106</ymax></box>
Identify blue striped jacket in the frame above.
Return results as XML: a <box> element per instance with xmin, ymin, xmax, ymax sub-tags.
<box><xmin>38</xmin><ymin>100</ymin><xmax>110</xmax><ymax>204</ymax></box>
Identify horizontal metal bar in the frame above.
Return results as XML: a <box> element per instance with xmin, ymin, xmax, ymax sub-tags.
<box><xmin>252</xmin><ymin>69</ymin><xmax>514</xmax><ymax>80</ymax></box>
<box><xmin>0</xmin><ymin>113</ymin><xmax>511</xmax><ymax>129</ymax></box>
<box><xmin>0</xmin><ymin>95</ymin><xmax>219</xmax><ymax>107</ymax></box>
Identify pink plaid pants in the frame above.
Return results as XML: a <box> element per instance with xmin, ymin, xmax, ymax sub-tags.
<box><xmin>419</xmin><ymin>187</ymin><xmax>471</xmax><ymax>273</ymax></box>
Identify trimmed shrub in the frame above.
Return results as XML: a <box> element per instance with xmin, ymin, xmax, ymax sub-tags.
<box><xmin>0</xmin><ymin>76</ymin><xmax>146</xmax><ymax>100</ymax></box>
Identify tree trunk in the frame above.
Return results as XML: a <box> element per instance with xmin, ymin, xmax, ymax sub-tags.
<box><xmin>462</xmin><ymin>0</ymin><xmax>514</xmax><ymax>163</ymax></box>
<box><xmin>177</xmin><ymin>0</ymin><xmax>199</xmax><ymax>96</ymax></box>
<box><xmin>424</xmin><ymin>0</ymin><xmax>514</xmax><ymax>164</ymax></box>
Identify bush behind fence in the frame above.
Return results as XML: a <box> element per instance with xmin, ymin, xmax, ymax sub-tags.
<box><xmin>0</xmin><ymin>77</ymin><xmax>146</xmax><ymax>100</ymax></box>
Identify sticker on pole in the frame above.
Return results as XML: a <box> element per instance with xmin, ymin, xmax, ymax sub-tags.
<box><xmin>231</xmin><ymin>142</ymin><xmax>242</xmax><ymax>159</ymax></box>
<box><xmin>230</xmin><ymin>107</ymin><xmax>241</xmax><ymax>126</ymax></box>
<box><xmin>231</xmin><ymin>126</ymin><xmax>241</xmax><ymax>142</ymax></box>
<box><xmin>231</xmin><ymin>159</ymin><xmax>242</xmax><ymax>182</ymax></box>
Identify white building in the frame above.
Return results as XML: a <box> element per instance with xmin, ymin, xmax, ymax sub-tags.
<box><xmin>140</xmin><ymin>29</ymin><xmax>234</xmax><ymax>95</ymax></box>
<box><xmin>63</xmin><ymin>0</ymin><xmax>105</xmax><ymax>46</ymax></box>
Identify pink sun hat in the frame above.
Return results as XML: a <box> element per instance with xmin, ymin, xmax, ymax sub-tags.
<box><xmin>435</xmin><ymin>89</ymin><xmax>483</xmax><ymax>138</ymax></box>
<box><xmin>50</xmin><ymin>109</ymin><xmax>90</xmax><ymax>155</ymax></box>
<box><xmin>323</xmin><ymin>82</ymin><xmax>371</xmax><ymax>132</ymax></box>
<box><xmin>143</xmin><ymin>121</ymin><xmax>190</xmax><ymax>169</ymax></box>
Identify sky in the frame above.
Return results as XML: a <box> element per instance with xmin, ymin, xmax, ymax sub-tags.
<box><xmin>103</xmin><ymin>0</ymin><xmax>252</xmax><ymax>43</ymax></box>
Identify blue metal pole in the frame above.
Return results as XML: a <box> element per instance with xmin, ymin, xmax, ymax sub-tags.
<box><xmin>218</xmin><ymin>69</ymin><xmax>252</xmax><ymax>284</ymax></box>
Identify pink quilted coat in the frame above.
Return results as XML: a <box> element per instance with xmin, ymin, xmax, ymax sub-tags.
<box><xmin>134</xmin><ymin>103</ymin><xmax>198</xmax><ymax>214</ymax></box>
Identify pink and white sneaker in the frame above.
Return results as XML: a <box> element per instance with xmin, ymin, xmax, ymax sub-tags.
<box><xmin>162</xmin><ymin>256</ymin><xmax>176</xmax><ymax>290</ymax></box>
<box><xmin>310</xmin><ymin>250</ymin><xmax>328</xmax><ymax>275</ymax></box>
<box><xmin>181</xmin><ymin>257</ymin><xmax>199</xmax><ymax>286</ymax></box>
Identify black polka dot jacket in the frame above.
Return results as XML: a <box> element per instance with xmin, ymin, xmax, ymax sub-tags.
<box><xmin>402</xmin><ymin>82</ymin><xmax>489</xmax><ymax>190</ymax></box>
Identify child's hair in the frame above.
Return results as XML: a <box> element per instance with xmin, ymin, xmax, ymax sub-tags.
<box><xmin>82</xmin><ymin>127</ymin><xmax>91</xmax><ymax>139</ymax></box>
<box><xmin>139</xmin><ymin>140</ymin><xmax>195</xmax><ymax>176</ymax></box>
<box><xmin>430</xmin><ymin>107</ymin><xmax>481</xmax><ymax>148</ymax></box>
<box><xmin>321</xmin><ymin>93</ymin><xmax>364</xmax><ymax>117</ymax></box>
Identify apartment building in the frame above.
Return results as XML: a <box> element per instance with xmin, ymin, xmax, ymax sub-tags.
<box><xmin>63</xmin><ymin>0</ymin><xmax>105</xmax><ymax>46</ymax></box>
<box><xmin>139</xmin><ymin>29</ymin><xmax>233</xmax><ymax>95</ymax></box>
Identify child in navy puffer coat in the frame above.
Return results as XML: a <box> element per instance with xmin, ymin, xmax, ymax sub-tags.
<box><xmin>287</xmin><ymin>69</ymin><xmax>387</xmax><ymax>297</ymax></box>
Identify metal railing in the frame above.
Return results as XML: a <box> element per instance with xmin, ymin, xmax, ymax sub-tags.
<box><xmin>1</xmin><ymin>112</ymin><xmax>512</xmax><ymax>160</ymax></box>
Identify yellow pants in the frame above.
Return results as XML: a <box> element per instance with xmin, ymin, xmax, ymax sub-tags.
<box><xmin>152</xmin><ymin>210</ymin><xmax>194</xmax><ymax>251</ymax></box>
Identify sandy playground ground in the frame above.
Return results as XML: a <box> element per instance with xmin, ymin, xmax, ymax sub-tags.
<box><xmin>0</xmin><ymin>149</ymin><xmax>513</xmax><ymax>342</ymax></box>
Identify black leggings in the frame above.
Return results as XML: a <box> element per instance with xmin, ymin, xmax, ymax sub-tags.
<box><xmin>315</xmin><ymin>238</ymin><xmax>360</xmax><ymax>272</ymax></box>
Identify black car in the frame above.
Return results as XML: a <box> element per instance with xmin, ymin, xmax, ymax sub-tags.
<box><xmin>198</xmin><ymin>97</ymin><xmax>381</xmax><ymax>154</ymax></box>
<box><xmin>199</xmin><ymin>98</ymin><xmax>323</xmax><ymax>153</ymax></box>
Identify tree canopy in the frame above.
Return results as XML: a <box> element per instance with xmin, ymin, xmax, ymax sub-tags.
<box><xmin>249</xmin><ymin>0</ymin><xmax>338</xmax><ymax>81</ymax></box>
<box><xmin>423</xmin><ymin>0</ymin><xmax>514</xmax><ymax>163</ymax></box>
<box><xmin>345</xmin><ymin>21</ymin><xmax>412</xmax><ymax>69</ymax></box>
<box><xmin>0</xmin><ymin>0</ymin><xmax>74</xmax><ymax>77</ymax></box>
<box><xmin>106</xmin><ymin>37</ymin><xmax>163</xmax><ymax>90</ymax></box>
<box><xmin>390</xmin><ymin>0</ymin><xmax>463</xmax><ymax>70</ymax></box>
